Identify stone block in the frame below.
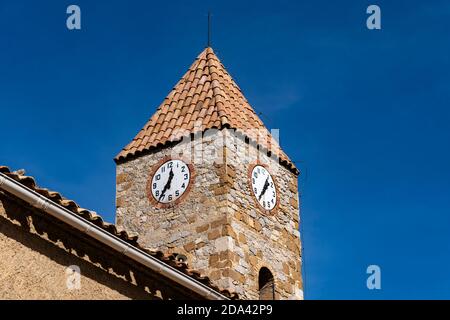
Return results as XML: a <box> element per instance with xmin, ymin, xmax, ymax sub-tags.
<box><xmin>238</xmin><ymin>233</ymin><xmax>247</xmax><ymax>244</ymax></box>
<box><xmin>208</xmin><ymin>228</ymin><xmax>221</xmax><ymax>240</ymax></box>
<box><xmin>184</xmin><ymin>242</ymin><xmax>195</xmax><ymax>252</ymax></box>
<box><xmin>196</xmin><ymin>223</ymin><xmax>209</xmax><ymax>233</ymax></box>
<box><xmin>209</xmin><ymin>254</ymin><xmax>219</xmax><ymax>267</ymax></box>
<box><xmin>215</xmin><ymin>236</ymin><xmax>233</xmax><ymax>252</ymax></box>
<box><xmin>116</xmin><ymin>173</ymin><xmax>128</xmax><ymax>184</ymax></box>
<box><xmin>211</xmin><ymin>216</ymin><xmax>227</xmax><ymax>228</ymax></box>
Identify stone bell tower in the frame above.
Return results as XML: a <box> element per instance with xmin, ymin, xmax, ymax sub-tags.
<box><xmin>114</xmin><ymin>47</ymin><xmax>303</xmax><ymax>299</ymax></box>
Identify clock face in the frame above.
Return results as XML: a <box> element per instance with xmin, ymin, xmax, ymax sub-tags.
<box><xmin>150</xmin><ymin>159</ymin><xmax>191</xmax><ymax>204</ymax></box>
<box><xmin>250</xmin><ymin>165</ymin><xmax>277</xmax><ymax>211</ymax></box>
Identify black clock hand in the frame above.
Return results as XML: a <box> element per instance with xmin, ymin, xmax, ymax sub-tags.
<box><xmin>159</xmin><ymin>168</ymin><xmax>174</xmax><ymax>200</ymax></box>
<box><xmin>166</xmin><ymin>168</ymin><xmax>174</xmax><ymax>189</ymax></box>
<box><xmin>258</xmin><ymin>177</ymin><xmax>270</xmax><ymax>201</ymax></box>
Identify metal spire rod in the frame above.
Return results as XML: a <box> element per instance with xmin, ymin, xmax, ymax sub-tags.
<box><xmin>207</xmin><ymin>11</ymin><xmax>211</xmax><ymax>47</ymax></box>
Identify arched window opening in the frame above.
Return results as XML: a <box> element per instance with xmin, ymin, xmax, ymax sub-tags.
<box><xmin>258</xmin><ymin>267</ymin><xmax>275</xmax><ymax>300</ymax></box>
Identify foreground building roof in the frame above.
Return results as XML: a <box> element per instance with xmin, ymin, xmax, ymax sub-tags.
<box><xmin>0</xmin><ymin>165</ymin><xmax>237</xmax><ymax>299</ymax></box>
<box><xmin>115</xmin><ymin>47</ymin><xmax>298</xmax><ymax>174</ymax></box>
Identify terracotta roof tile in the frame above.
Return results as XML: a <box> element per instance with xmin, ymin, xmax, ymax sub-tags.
<box><xmin>115</xmin><ymin>47</ymin><xmax>298</xmax><ymax>174</ymax></box>
<box><xmin>0</xmin><ymin>165</ymin><xmax>237</xmax><ymax>299</ymax></box>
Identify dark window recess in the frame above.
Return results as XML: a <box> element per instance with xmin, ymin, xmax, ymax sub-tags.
<box><xmin>258</xmin><ymin>267</ymin><xmax>275</xmax><ymax>300</ymax></box>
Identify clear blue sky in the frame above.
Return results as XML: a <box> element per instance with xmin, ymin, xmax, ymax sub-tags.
<box><xmin>1</xmin><ymin>0</ymin><xmax>449</xmax><ymax>299</ymax></box>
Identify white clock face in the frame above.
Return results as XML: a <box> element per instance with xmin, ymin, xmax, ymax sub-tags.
<box><xmin>251</xmin><ymin>165</ymin><xmax>277</xmax><ymax>211</ymax></box>
<box><xmin>150</xmin><ymin>159</ymin><xmax>191</xmax><ymax>204</ymax></box>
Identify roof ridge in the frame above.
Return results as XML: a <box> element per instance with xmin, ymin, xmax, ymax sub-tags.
<box><xmin>203</xmin><ymin>48</ymin><xmax>268</xmax><ymax>133</ymax></box>
<box><xmin>205</xmin><ymin>47</ymin><xmax>230</xmax><ymax>127</ymax></box>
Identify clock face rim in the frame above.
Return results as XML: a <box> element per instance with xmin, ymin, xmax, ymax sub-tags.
<box><xmin>248</xmin><ymin>162</ymin><xmax>280</xmax><ymax>215</ymax></box>
<box><xmin>146</xmin><ymin>156</ymin><xmax>195</xmax><ymax>209</ymax></box>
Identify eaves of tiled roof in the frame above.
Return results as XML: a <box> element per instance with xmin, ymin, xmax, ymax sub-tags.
<box><xmin>0</xmin><ymin>165</ymin><xmax>238</xmax><ymax>299</ymax></box>
<box><xmin>115</xmin><ymin>47</ymin><xmax>298</xmax><ymax>175</ymax></box>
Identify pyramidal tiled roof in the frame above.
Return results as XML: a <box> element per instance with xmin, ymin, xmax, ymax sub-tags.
<box><xmin>115</xmin><ymin>47</ymin><xmax>298</xmax><ymax>174</ymax></box>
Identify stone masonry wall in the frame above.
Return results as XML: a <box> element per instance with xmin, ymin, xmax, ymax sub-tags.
<box><xmin>116</xmin><ymin>129</ymin><xmax>303</xmax><ymax>299</ymax></box>
<box><xmin>220</xmin><ymin>130</ymin><xmax>303</xmax><ymax>299</ymax></box>
<box><xmin>116</xmin><ymin>135</ymin><xmax>231</xmax><ymax>290</ymax></box>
